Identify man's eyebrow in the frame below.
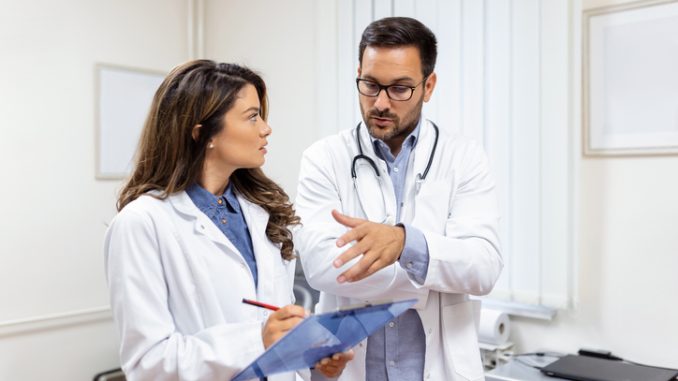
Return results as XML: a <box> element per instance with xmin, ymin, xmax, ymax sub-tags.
<box><xmin>360</xmin><ymin>75</ymin><xmax>416</xmax><ymax>83</ymax></box>
<box><xmin>390</xmin><ymin>76</ymin><xmax>416</xmax><ymax>83</ymax></box>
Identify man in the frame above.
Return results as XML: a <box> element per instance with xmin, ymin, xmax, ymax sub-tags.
<box><xmin>295</xmin><ymin>17</ymin><xmax>503</xmax><ymax>381</ymax></box>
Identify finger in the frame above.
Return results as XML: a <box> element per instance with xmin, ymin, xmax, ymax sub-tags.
<box><xmin>335</xmin><ymin>226</ymin><xmax>365</xmax><ymax>248</ymax></box>
<box><xmin>317</xmin><ymin>362</ymin><xmax>339</xmax><ymax>372</ymax></box>
<box><xmin>349</xmin><ymin>258</ymin><xmax>388</xmax><ymax>282</ymax></box>
<box><xmin>338</xmin><ymin>251</ymin><xmax>379</xmax><ymax>283</ymax></box>
<box><xmin>331</xmin><ymin>209</ymin><xmax>364</xmax><ymax>228</ymax></box>
<box><xmin>340</xmin><ymin>252</ymin><xmax>388</xmax><ymax>283</ymax></box>
<box><xmin>320</xmin><ymin>365</ymin><xmax>339</xmax><ymax>375</ymax></box>
<box><xmin>275</xmin><ymin>316</ymin><xmax>303</xmax><ymax>332</ymax></box>
<box><xmin>273</xmin><ymin>304</ymin><xmax>308</xmax><ymax>319</ymax></box>
<box><xmin>333</xmin><ymin>240</ymin><xmax>370</xmax><ymax>268</ymax></box>
<box><xmin>333</xmin><ymin>349</ymin><xmax>355</xmax><ymax>362</ymax></box>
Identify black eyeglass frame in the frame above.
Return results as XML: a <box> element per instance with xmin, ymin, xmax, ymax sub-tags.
<box><xmin>355</xmin><ymin>77</ymin><xmax>428</xmax><ymax>101</ymax></box>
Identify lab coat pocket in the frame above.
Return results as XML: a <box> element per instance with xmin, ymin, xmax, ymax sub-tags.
<box><xmin>441</xmin><ymin>301</ymin><xmax>484</xmax><ymax>381</ymax></box>
<box><xmin>412</xmin><ymin>179</ymin><xmax>453</xmax><ymax>234</ymax></box>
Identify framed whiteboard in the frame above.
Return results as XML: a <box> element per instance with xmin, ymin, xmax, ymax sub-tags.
<box><xmin>583</xmin><ymin>0</ymin><xmax>678</xmax><ymax>156</ymax></box>
<box><xmin>95</xmin><ymin>63</ymin><xmax>165</xmax><ymax>179</ymax></box>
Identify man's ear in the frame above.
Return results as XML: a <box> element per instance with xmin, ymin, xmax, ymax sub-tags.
<box><xmin>423</xmin><ymin>72</ymin><xmax>437</xmax><ymax>103</ymax></box>
<box><xmin>191</xmin><ymin>124</ymin><xmax>202</xmax><ymax>142</ymax></box>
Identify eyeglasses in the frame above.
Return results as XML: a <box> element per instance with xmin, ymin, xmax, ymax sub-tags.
<box><xmin>355</xmin><ymin>77</ymin><xmax>427</xmax><ymax>101</ymax></box>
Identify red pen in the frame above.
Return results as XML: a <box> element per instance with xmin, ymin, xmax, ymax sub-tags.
<box><xmin>242</xmin><ymin>298</ymin><xmax>280</xmax><ymax>311</ymax></box>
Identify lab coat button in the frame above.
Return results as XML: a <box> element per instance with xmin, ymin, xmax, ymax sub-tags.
<box><xmin>388</xmin><ymin>321</ymin><xmax>395</xmax><ymax>328</ymax></box>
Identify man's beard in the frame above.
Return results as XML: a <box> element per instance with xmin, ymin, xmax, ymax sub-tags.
<box><xmin>360</xmin><ymin>95</ymin><xmax>424</xmax><ymax>142</ymax></box>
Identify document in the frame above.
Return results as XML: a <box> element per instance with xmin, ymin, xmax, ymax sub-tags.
<box><xmin>231</xmin><ymin>298</ymin><xmax>417</xmax><ymax>381</ymax></box>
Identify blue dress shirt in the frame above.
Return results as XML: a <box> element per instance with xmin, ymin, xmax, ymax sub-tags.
<box><xmin>186</xmin><ymin>183</ymin><xmax>258</xmax><ymax>288</ymax></box>
<box><xmin>365</xmin><ymin>119</ymin><xmax>430</xmax><ymax>380</ymax></box>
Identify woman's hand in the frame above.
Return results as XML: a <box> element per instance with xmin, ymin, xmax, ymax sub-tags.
<box><xmin>314</xmin><ymin>349</ymin><xmax>355</xmax><ymax>378</ymax></box>
<box><xmin>261</xmin><ymin>304</ymin><xmax>308</xmax><ymax>349</ymax></box>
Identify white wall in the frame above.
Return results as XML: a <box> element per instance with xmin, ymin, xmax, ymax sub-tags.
<box><xmin>0</xmin><ymin>0</ymin><xmax>190</xmax><ymax>379</ymax></box>
<box><xmin>509</xmin><ymin>0</ymin><xmax>678</xmax><ymax>368</ymax></box>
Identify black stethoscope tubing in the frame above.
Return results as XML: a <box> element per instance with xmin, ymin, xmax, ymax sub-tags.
<box><xmin>351</xmin><ymin>120</ymin><xmax>440</xmax><ymax>182</ymax></box>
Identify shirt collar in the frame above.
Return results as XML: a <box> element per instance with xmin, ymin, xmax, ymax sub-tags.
<box><xmin>371</xmin><ymin>117</ymin><xmax>423</xmax><ymax>162</ymax></box>
<box><xmin>186</xmin><ymin>182</ymin><xmax>240</xmax><ymax>216</ymax></box>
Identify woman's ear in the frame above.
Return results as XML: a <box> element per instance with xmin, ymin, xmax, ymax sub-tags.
<box><xmin>191</xmin><ymin>124</ymin><xmax>202</xmax><ymax>142</ymax></box>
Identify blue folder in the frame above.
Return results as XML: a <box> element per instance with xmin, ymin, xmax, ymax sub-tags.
<box><xmin>231</xmin><ymin>298</ymin><xmax>417</xmax><ymax>381</ymax></box>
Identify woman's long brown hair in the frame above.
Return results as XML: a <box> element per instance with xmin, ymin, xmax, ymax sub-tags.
<box><xmin>118</xmin><ymin>60</ymin><xmax>299</xmax><ymax>260</ymax></box>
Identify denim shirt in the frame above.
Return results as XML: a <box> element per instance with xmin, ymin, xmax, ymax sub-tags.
<box><xmin>365</xmin><ymin>118</ymin><xmax>430</xmax><ymax>380</ymax></box>
<box><xmin>186</xmin><ymin>182</ymin><xmax>258</xmax><ymax>288</ymax></box>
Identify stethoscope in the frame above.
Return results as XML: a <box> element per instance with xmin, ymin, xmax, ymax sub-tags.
<box><xmin>351</xmin><ymin>120</ymin><xmax>439</xmax><ymax>223</ymax></box>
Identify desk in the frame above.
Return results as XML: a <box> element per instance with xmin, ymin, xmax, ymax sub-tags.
<box><xmin>486</xmin><ymin>355</ymin><xmax>567</xmax><ymax>381</ymax></box>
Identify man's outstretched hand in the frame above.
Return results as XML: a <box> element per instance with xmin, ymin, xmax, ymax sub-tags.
<box><xmin>331</xmin><ymin>209</ymin><xmax>405</xmax><ymax>283</ymax></box>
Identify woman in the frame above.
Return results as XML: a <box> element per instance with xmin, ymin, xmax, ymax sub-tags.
<box><xmin>104</xmin><ymin>60</ymin><xmax>352</xmax><ymax>380</ymax></box>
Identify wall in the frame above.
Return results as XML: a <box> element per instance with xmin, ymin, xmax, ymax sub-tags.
<box><xmin>0</xmin><ymin>0</ymin><xmax>189</xmax><ymax>379</ymax></box>
<box><xmin>509</xmin><ymin>0</ymin><xmax>678</xmax><ymax>368</ymax></box>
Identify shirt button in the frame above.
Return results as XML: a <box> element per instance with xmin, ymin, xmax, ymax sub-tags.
<box><xmin>217</xmin><ymin>199</ymin><xmax>223</xmax><ymax>205</ymax></box>
<box><xmin>393</xmin><ymin>167</ymin><xmax>399</xmax><ymax>173</ymax></box>
<box><xmin>427</xmin><ymin>328</ymin><xmax>432</xmax><ymax>335</ymax></box>
<box><xmin>221</xmin><ymin>218</ymin><xmax>227</xmax><ymax>224</ymax></box>
<box><xmin>406</xmin><ymin>262</ymin><xmax>413</xmax><ymax>269</ymax></box>
<box><xmin>388</xmin><ymin>321</ymin><xmax>395</xmax><ymax>328</ymax></box>
<box><xmin>389</xmin><ymin>360</ymin><xmax>395</xmax><ymax>367</ymax></box>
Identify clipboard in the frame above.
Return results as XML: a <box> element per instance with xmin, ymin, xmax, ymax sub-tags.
<box><xmin>231</xmin><ymin>298</ymin><xmax>417</xmax><ymax>381</ymax></box>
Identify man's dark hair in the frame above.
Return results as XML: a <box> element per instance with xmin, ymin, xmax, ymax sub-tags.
<box><xmin>358</xmin><ymin>17</ymin><xmax>438</xmax><ymax>77</ymax></box>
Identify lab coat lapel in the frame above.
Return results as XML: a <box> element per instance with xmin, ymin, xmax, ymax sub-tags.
<box><xmin>409</xmin><ymin>120</ymin><xmax>453</xmax><ymax>233</ymax></box>
<box><xmin>237</xmin><ymin>194</ymin><xmax>276</xmax><ymax>300</ymax></box>
<box><xmin>168</xmin><ymin>191</ymin><xmax>242</xmax><ymax>256</ymax></box>
<box><xmin>407</xmin><ymin>120</ymin><xmax>440</xmax><ymax>224</ymax></box>
<box><xmin>356</xmin><ymin>123</ymin><xmax>397</xmax><ymax>224</ymax></box>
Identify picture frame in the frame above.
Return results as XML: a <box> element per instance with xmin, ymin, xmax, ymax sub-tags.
<box><xmin>95</xmin><ymin>63</ymin><xmax>165</xmax><ymax>179</ymax></box>
<box><xmin>583</xmin><ymin>0</ymin><xmax>678</xmax><ymax>156</ymax></box>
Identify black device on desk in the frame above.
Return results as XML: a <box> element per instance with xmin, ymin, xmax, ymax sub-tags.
<box><xmin>540</xmin><ymin>354</ymin><xmax>678</xmax><ymax>381</ymax></box>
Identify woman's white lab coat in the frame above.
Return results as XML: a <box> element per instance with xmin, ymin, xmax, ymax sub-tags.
<box><xmin>294</xmin><ymin>119</ymin><xmax>503</xmax><ymax>381</ymax></box>
<box><xmin>105</xmin><ymin>190</ymin><xmax>308</xmax><ymax>381</ymax></box>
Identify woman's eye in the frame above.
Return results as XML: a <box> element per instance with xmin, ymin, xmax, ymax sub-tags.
<box><xmin>249</xmin><ymin>113</ymin><xmax>259</xmax><ymax>121</ymax></box>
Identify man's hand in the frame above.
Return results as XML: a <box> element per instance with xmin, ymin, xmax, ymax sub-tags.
<box><xmin>261</xmin><ymin>305</ymin><xmax>308</xmax><ymax>349</ymax></box>
<box><xmin>314</xmin><ymin>349</ymin><xmax>355</xmax><ymax>378</ymax></box>
<box><xmin>331</xmin><ymin>209</ymin><xmax>405</xmax><ymax>283</ymax></box>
